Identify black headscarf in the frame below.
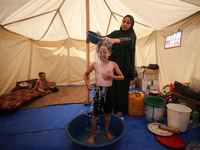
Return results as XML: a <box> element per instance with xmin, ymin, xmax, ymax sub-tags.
<box><xmin>119</xmin><ymin>15</ymin><xmax>135</xmax><ymax>37</ymax></box>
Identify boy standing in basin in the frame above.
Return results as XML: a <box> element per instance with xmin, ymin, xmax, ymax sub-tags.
<box><xmin>84</xmin><ymin>40</ymin><xmax>124</xmax><ymax>144</ymax></box>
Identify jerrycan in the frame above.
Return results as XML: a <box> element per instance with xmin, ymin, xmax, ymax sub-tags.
<box><xmin>128</xmin><ymin>91</ymin><xmax>145</xmax><ymax>116</ymax></box>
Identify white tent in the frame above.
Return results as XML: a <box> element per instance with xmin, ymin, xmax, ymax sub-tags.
<box><xmin>0</xmin><ymin>0</ymin><xmax>200</xmax><ymax>95</ymax></box>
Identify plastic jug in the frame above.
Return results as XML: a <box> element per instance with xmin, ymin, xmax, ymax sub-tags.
<box><xmin>128</xmin><ymin>91</ymin><xmax>145</xmax><ymax>116</ymax></box>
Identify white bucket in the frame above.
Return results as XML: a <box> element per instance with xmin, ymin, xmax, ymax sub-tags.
<box><xmin>167</xmin><ymin>103</ymin><xmax>192</xmax><ymax>132</ymax></box>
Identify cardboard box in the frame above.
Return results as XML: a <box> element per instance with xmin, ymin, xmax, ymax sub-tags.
<box><xmin>140</xmin><ymin>68</ymin><xmax>159</xmax><ymax>81</ymax></box>
<box><xmin>144</xmin><ymin>69</ymin><xmax>159</xmax><ymax>74</ymax></box>
<box><xmin>130</xmin><ymin>78</ymin><xmax>142</xmax><ymax>90</ymax></box>
<box><xmin>136</xmin><ymin>78</ymin><xmax>142</xmax><ymax>89</ymax></box>
<box><xmin>130</xmin><ymin>79</ymin><xmax>136</xmax><ymax>85</ymax></box>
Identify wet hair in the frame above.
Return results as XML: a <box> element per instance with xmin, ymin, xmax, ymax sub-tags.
<box><xmin>38</xmin><ymin>72</ymin><xmax>45</xmax><ymax>77</ymax></box>
<box><xmin>96</xmin><ymin>40</ymin><xmax>113</xmax><ymax>53</ymax></box>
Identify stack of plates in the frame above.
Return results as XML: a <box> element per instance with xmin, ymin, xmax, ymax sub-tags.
<box><xmin>148</xmin><ymin>123</ymin><xmax>185</xmax><ymax>149</ymax></box>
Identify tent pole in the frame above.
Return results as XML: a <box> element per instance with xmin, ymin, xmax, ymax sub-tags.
<box><xmin>86</xmin><ymin>0</ymin><xmax>91</xmax><ymax>104</ymax></box>
<box><xmin>28</xmin><ymin>39</ymin><xmax>33</xmax><ymax>79</ymax></box>
<box><xmin>155</xmin><ymin>30</ymin><xmax>158</xmax><ymax>64</ymax></box>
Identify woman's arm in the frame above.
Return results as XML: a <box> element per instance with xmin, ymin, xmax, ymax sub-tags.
<box><xmin>97</xmin><ymin>31</ymin><xmax>121</xmax><ymax>44</ymax></box>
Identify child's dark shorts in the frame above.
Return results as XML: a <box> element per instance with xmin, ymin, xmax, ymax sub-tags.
<box><xmin>93</xmin><ymin>86</ymin><xmax>112</xmax><ymax>116</ymax></box>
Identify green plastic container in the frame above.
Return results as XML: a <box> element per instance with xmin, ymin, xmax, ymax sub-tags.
<box><xmin>144</xmin><ymin>96</ymin><xmax>166</xmax><ymax>122</ymax></box>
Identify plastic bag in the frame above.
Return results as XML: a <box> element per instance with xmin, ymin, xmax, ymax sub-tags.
<box><xmin>190</xmin><ymin>77</ymin><xmax>200</xmax><ymax>93</ymax></box>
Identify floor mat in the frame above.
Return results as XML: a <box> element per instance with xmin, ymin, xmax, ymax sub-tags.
<box><xmin>19</xmin><ymin>85</ymin><xmax>91</xmax><ymax>109</ymax></box>
<box><xmin>0</xmin><ymin>87</ymin><xmax>198</xmax><ymax>150</ymax></box>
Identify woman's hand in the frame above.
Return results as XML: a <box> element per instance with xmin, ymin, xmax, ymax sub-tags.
<box><xmin>102</xmin><ymin>37</ymin><xmax>120</xmax><ymax>44</ymax></box>
<box><xmin>102</xmin><ymin>37</ymin><xmax>112</xmax><ymax>43</ymax></box>
<box><xmin>96</xmin><ymin>31</ymin><xmax>101</xmax><ymax>36</ymax></box>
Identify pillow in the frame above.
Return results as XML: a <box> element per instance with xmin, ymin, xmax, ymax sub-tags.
<box><xmin>18</xmin><ymin>82</ymin><xmax>29</xmax><ymax>87</ymax></box>
<box><xmin>17</xmin><ymin>79</ymin><xmax>38</xmax><ymax>87</ymax></box>
<box><xmin>12</xmin><ymin>79</ymin><xmax>38</xmax><ymax>92</ymax></box>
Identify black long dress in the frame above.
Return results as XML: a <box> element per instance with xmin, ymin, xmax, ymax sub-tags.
<box><xmin>107</xmin><ymin>17</ymin><xmax>137</xmax><ymax>114</ymax></box>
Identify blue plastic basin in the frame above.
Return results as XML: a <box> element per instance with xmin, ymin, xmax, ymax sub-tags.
<box><xmin>66</xmin><ymin>112</ymin><xmax>126</xmax><ymax>150</ymax></box>
<box><xmin>87</xmin><ymin>31</ymin><xmax>103</xmax><ymax>44</ymax></box>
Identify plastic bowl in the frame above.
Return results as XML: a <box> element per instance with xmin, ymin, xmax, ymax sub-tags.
<box><xmin>65</xmin><ymin>112</ymin><xmax>126</xmax><ymax>150</ymax></box>
<box><xmin>145</xmin><ymin>96</ymin><xmax>166</xmax><ymax>107</ymax></box>
<box><xmin>87</xmin><ymin>31</ymin><xmax>103</xmax><ymax>44</ymax></box>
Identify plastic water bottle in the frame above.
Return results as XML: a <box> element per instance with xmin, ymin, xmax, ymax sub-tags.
<box><xmin>192</xmin><ymin>111</ymin><xmax>199</xmax><ymax>126</ymax></box>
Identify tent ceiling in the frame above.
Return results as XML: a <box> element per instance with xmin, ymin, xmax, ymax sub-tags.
<box><xmin>0</xmin><ymin>0</ymin><xmax>199</xmax><ymax>41</ymax></box>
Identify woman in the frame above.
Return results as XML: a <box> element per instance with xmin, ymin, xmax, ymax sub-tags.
<box><xmin>102</xmin><ymin>15</ymin><xmax>137</xmax><ymax>116</ymax></box>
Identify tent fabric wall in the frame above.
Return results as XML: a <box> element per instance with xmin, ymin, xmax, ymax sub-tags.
<box><xmin>0</xmin><ymin>27</ymin><xmax>31</xmax><ymax>95</ymax></box>
<box><xmin>0</xmin><ymin>0</ymin><xmax>200</xmax><ymax>95</ymax></box>
<box><xmin>136</xmin><ymin>11</ymin><xmax>200</xmax><ymax>90</ymax></box>
<box><xmin>1</xmin><ymin>0</ymin><xmax>199</xmax><ymax>41</ymax></box>
<box><xmin>136</xmin><ymin>32</ymin><xmax>157</xmax><ymax>67</ymax></box>
<box><xmin>157</xmin><ymin>11</ymin><xmax>200</xmax><ymax>89</ymax></box>
<box><xmin>0</xmin><ymin>27</ymin><xmax>96</xmax><ymax>95</ymax></box>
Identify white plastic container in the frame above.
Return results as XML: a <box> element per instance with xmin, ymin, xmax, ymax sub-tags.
<box><xmin>167</xmin><ymin>103</ymin><xmax>192</xmax><ymax>132</ymax></box>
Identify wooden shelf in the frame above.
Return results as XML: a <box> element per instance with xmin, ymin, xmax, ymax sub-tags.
<box><xmin>172</xmin><ymin>92</ymin><xmax>200</xmax><ymax>105</ymax></box>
